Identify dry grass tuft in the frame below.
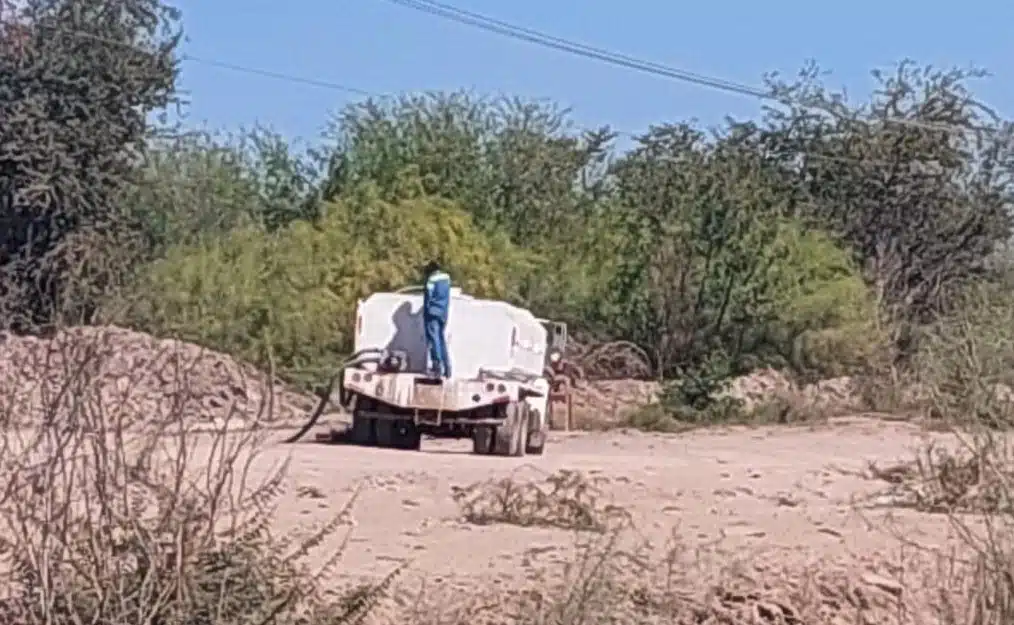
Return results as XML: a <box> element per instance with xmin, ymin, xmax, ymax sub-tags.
<box><xmin>868</xmin><ymin>439</ymin><xmax>1014</xmax><ymax>514</ymax></box>
<box><xmin>858</xmin><ymin>283</ymin><xmax>1014</xmax><ymax>625</ymax></box>
<box><xmin>450</xmin><ymin>469</ymin><xmax>631</xmax><ymax>533</ymax></box>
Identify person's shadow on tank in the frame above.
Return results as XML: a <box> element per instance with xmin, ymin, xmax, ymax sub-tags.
<box><xmin>385</xmin><ymin>301</ymin><xmax>427</xmax><ymax>374</ymax></box>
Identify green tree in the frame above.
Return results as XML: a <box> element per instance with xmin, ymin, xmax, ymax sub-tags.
<box><xmin>320</xmin><ymin>91</ymin><xmax>613</xmax><ymax>242</ymax></box>
<box><xmin>242</xmin><ymin>127</ymin><xmax>321</xmax><ymax>230</ymax></box>
<box><xmin>603</xmin><ymin>123</ymin><xmax>876</xmax><ymax>380</ymax></box>
<box><xmin>124</xmin><ymin>127</ymin><xmax>321</xmax><ymax>257</ymax></box>
<box><xmin>760</xmin><ymin>61</ymin><xmax>1014</xmax><ymax>325</ymax></box>
<box><xmin>0</xmin><ymin>0</ymin><xmax>181</xmax><ymax>327</ymax></box>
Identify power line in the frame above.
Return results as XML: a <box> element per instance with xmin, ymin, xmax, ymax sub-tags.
<box><xmin>173</xmin><ymin>55</ymin><xmax>903</xmax><ymax>167</ymax></box>
<box><xmin>39</xmin><ymin>27</ymin><xmax>381</xmax><ymax>97</ymax></box>
<box><xmin>379</xmin><ymin>0</ymin><xmax>999</xmax><ymax>136</ymax></box>
<box><xmin>380</xmin><ymin>0</ymin><xmax>771</xmax><ymax>100</ymax></box>
<box><xmin>182</xmin><ymin>54</ymin><xmax>378</xmax><ymax>97</ymax></box>
<box><xmin>13</xmin><ymin>25</ymin><xmax>1001</xmax><ymax>166</ymax></box>
<box><xmin>30</xmin><ymin>20</ymin><xmax>1002</xmax><ymax>136</ymax></box>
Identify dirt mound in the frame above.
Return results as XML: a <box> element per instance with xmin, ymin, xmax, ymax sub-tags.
<box><xmin>723</xmin><ymin>368</ymin><xmax>793</xmax><ymax>404</ymax></box>
<box><xmin>568</xmin><ymin>370</ymin><xmax>863</xmax><ymax>428</ymax></box>
<box><xmin>724</xmin><ymin>368</ymin><xmax>861</xmax><ymax>412</ymax></box>
<box><xmin>568</xmin><ymin>379</ymin><xmax>660</xmax><ymax>428</ymax></box>
<box><xmin>0</xmin><ymin>325</ymin><xmax>316</xmax><ymax>428</ymax></box>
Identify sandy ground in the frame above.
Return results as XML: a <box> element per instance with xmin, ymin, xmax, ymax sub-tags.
<box><xmin>250</xmin><ymin>417</ymin><xmax>956</xmax><ymax>604</ymax></box>
<box><xmin>0</xmin><ymin>413</ymin><xmax>966</xmax><ymax>622</ymax></box>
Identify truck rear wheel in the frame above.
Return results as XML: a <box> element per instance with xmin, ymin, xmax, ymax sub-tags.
<box><xmin>472</xmin><ymin>425</ymin><xmax>494</xmax><ymax>455</ymax></box>
<box><xmin>393</xmin><ymin>420</ymin><xmax>422</xmax><ymax>451</ymax></box>
<box><xmin>376</xmin><ymin>419</ymin><xmax>422</xmax><ymax>451</ymax></box>
<box><xmin>522</xmin><ymin>407</ymin><xmax>546</xmax><ymax>455</ymax></box>
<box><xmin>525</xmin><ymin>408</ymin><xmax>546</xmax><ymax>456</ymax></box>
<box><xmin>350</xmin><ymin>400</ymin><xmax>377</xmax><ymax>446</ymax></box>
<box><xmin>493</xmin><ymin>402</ymin><xmax>528</xmax><ymax>457</ymax></box>
<box><xmin>375</xmin><ymin>419</ymin><xmax>396</xmax><ymax>448</ymax></box>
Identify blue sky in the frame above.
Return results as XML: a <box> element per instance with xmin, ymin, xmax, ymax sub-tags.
<box><xmin>171</xmin><ymin>0</ymin><xmax>1012</xmax><ymax>147</ymax></box>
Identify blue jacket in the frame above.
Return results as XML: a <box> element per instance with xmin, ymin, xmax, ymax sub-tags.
<box><xmin>423</xmin><ymin>270</ymin><xmax>451</xmax><ymax>321</ymax></box>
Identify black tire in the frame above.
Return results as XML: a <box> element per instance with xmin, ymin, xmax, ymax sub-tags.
<box><xmin>525</xmin><ymin>409</ymin><xmax>546</xmax><ymax>455</ymax></box>
<box><xmin>392</xmin><ymin>421</ymin><xmax>423</xmax><ymax>451</ymax></box>
<box><xmin>525</xmin><ymin>433</ymin><xmax>545</xmax><ymax>456</ymax></box>
<box><xmin>513</xmin><ymin>410</ymin><xmax>529</xmax><ymax>457</ymax></box>
<box><xmin>472</xmin><ymin>425</ymin><xmax>494</xmax><ymax>455</ymax></box>
<box><xmin>350</xmin><ymin>412</ymin><xmax>377</xmax><ymax>446</ymax></box>
<box><xmin>493</xmin><ymin>402</ymin><xmax>527</xmax><ymax>457</ymax></box>
<box><xmin>375</xmin><ymin>419</ymin><xmax>396</xmax><ymax>448</ymax></box>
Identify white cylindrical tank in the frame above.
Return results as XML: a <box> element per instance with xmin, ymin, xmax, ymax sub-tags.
<box><xmin>354</xmin><ymin>289</ymin><xmax>547</xmax><ymax>379</ymax></box>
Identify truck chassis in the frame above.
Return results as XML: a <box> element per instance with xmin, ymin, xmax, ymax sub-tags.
<box><xmin>282</xmin><ymin>318</ymin><xmax>571</xmax><ymax>455</ymax></box>
<box><xmin>342</xmin><ymin>370</ymin><xmax>547</xmax><ymax>456</ymax></box>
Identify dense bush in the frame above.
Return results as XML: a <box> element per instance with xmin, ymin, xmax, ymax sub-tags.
<box><xmin>0</xmin><ymin>0</ymin><xmax>180</xmax><ymax>327</ymax></box>
<box><xmin>122</xmin><ymin>128</ymin><xmax>321</xmax><ymax>259</ymax></box>
<box><xmin>116</xmin><ymin>187</ymin><xmax>525</xmax><ymax>387</ymax></box>
<box><xmin>760</xmin><ymin>222</ymin><xmax>883</xmax><ymax>379</ymax></box>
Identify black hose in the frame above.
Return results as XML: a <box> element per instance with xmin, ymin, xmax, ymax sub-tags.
<box><xmin>280</xmin><ymin>375</ymin><xmax>337</xmax><ymax>444</ymax></box>
<box><xmin>280</xmin><ymin>352</ymin><xmax>382</xmax><ymax>444</ymax></box>
<box><xmin>349</xmin><ymin>348</ymin><xmax>383</xmax><ymax>360</ymax></box>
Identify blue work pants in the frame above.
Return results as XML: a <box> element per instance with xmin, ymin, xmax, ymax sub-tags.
<box><xmin>424</xmin><ymin>316</ymin><xmax>451</xmax><ymax>377</ymax></box>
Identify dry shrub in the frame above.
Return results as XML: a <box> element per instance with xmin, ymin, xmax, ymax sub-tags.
<box><xmin>450</xmin><ymin>469</ymin><xmax>630</xmax><ymax>533</ymax></box>
<box><xmin>591</xmin><ymin>540</ymin><xmax>927</xmax><ymax>625</ymax></box>
<box><xmin>862</xmin><ymin>431</ymin><xmax>1014</xmax><ymax>625</ymax></box>
<box><xmin>624</xmin><ymin>402</ymin><xmax>695</xmax><ymax>433</ymax></box>
<box><xmin>739</xmin><ymin>391</ymin><xmax>837</xmax><ymax>425</ymax></box>
<box><xmin>0</xmin><ymin>326</ymin><xmax>394</xmax><ymax>624</ymax></box>
<box><xmin>868</xmin><ymin>438</ymin><xmax>1014</xmax><ymax>514</ymax></box>
<box><xmin>571</xmin><ymin>340</ymin><xmax>653</xmax><ymax>380</ymax></box>
<box><xmin>873</xmin><ymin>282</ymin><xmax>1014</xmax><ymax>625</ymax></box>
<box><xmin>400</xmin><ymin>527</ymin><xmax>657</xmax><ymax>625</ymax></box>
<box><xmin>513</xmin><ymin>526</ymin><xmax>657</xmax><ymax>625</ymax></box>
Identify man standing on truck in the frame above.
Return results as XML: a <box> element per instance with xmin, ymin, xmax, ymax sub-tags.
<box><xmin>422</xmin><ymin>260</ymin><xmax>452</xmax><ymax>378</ymax></box>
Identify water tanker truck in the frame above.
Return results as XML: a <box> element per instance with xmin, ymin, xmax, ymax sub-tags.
<box><xmin>287</xmin><ymin>285</ymin><xmax>570</xmax><ymax>456</ymax></box>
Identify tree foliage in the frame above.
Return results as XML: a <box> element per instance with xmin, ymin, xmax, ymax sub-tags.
<box><xmin>759</xmin><ymin>61</ymin><xmax>1014</xmax><ymax>323</ymax></box>
<box><xmin>0</xmin><ymin>0</ymin><xmax>181</xmax><ymax>327</ymax></box>
<box><xmin>113</xmin><ymin>60</ymin><xmax>1011</xmax><ymax>391</ymax></box>
<box><xmin>123</xmin><ymin>127</ymin><xmax>321</xmax><ymax>258</ymax></box>
<box><xmin>322</xmin><ymin>92</ymin><xmax>613</xmax><ymax>241</ymax></box>
<box><xmin>600</xmin><ymin>123</ymin><xmax>876</xmax><ymax>379</ymax></box>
